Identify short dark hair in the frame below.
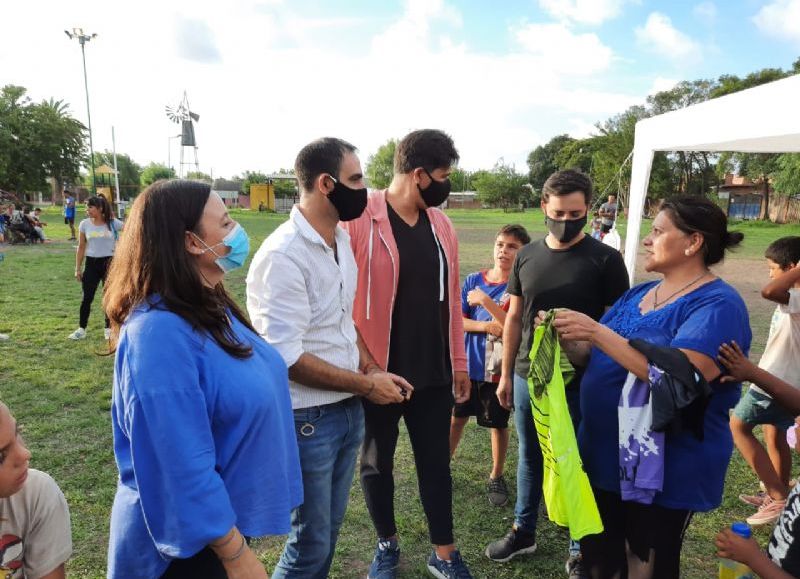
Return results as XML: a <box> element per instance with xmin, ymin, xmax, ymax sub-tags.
<box><xmin>659</xmin><ymin>195</ymin><xmax>743</xmax><ymax>266</ymax></box>
<box><xmin>541</xmin><ymin>169</ymin><xmax>593</xmax><ymax>204</ymax></box>
<box><xmin>394</xmin><ymin>129</ymin><xmax>459</xmax><ymax>174</ymax></box>
<box><xmin>765</xmin><ymin>236</ymin><xmax>800</xmax><ymax>268</ymax></box>
<box><xmin>294</xmin><ymin>137</ymin><xmax>358</xmax><ymax>193</ymax></box>
<box><xmin>497</xmin><ymin>224</ymin><xmax>531</xmax><ymax>245</ymax></box>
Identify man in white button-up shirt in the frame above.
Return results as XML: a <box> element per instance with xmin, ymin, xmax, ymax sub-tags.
<box><xmin>246</xmin><ymin>137</ymin><xmax>411</xmax><ymax>579</ymax></box>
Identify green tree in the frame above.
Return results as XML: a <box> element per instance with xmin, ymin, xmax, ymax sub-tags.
<box><xmin>186</xmin><ymin>171</ymin><xmax>212</xmax><ymax>182</ymax></box>
<box><xmin>240</xmin><ymin>171</ymin><xmax>268</xmax><ymax>195</ymax></box>
<box><xmin>527</xmin><ymin>134</ymin><xmax>574</xmax><ymax>191</ymax></box>
<box><xmin>271</xmin><ymin>169</ymin><xmax>297</xmax><ymax>198</ymax></box>
<box><xmin>86</xmin><ymin>151</ymin><xmax>142</xmax><ymax>200</ymax></box>
<box><xmin>365</xmin><ymin>139</ymin><xmax>397</xmax><ymax>189</ymax></box>
<box><xmin>773</xmin><ymin>154</ymin><xmax>800</xmax><ymax>195</ymax></box>
<box><xmin>140</xmin><ymin>162</ymin><xmax>176</xmax><ymax>186</ymax></box>
<box><xmin>554</xmin><ymin>138</ymin><xmax>595</xmax><ymax>173</ymax></box>
<box><xmin>0</xmin><ymin>85</ymin><xmax>87</xmax><ymax>195</ymax></box>
<box><xmin>474</xmin><ymin>162</ymin><xmax>529</xmax><ymax>209</ymax></box>
<box><xmin>449</xmin><ymin>167</ymin><xmax>472</xmax><ymax>192</ymax></box>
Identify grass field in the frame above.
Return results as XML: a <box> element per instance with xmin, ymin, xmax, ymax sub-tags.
<box><xmin>2</xmin><ymin>206</ymin><xmax>800</xmax><ymax>578</ymax></box>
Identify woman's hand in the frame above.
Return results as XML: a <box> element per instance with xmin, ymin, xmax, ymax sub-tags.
<box><xmin>718</xmin><ymin>341</ymin><xmax>757</xmax><ymax>383</ymax></box>
<box><xmin>485</xmin><ymin>320</ymin><xmax>503</xmax><ymax>337</ymax></box>
<box><xmin>222</xmin><ymin>547</ymin><xmax>269</xmax><ymax>579</ymax></box>
<box><xmin>552</xmin><ymin>309</ymin><xmax>601</xmax><ymax>343</ymax></box>
<box><xmin>467</xmin><ymin>288</ymin><xmax>489</xmax><ymax>308</ymax></box>
<box><xmin>715</xmin><ymin>528</ymin><xmax>761</xmax><ymax>568</ymax></box>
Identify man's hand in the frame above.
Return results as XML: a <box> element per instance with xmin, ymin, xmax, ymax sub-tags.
<box><xmin>715</xmin><ymin>528</ymin><xmax>761</xmax><ymax>568</ymax></box>
<box><xmin>74</xmin><ymin>270</ymin><xmax>82</xmax><ymax>282</ymax></box>
<box><xmin>718</xmin><ymin>341</ymin><xmax>757</xmax><ymax>383</ymax></box>
<box><xmin>366</xmin><ymin>371</ymin><xmax>413</xmax><ymax>405</ymax></box>
<box><xmin>453</xmin><ymin>371</ymin><xmax>471</xmax><ymax>403</ymax></box>
<box><xmin>485</xmin><ymin>320</ymin><xmax>503</xmax><ymax>337</ymax></box>
<box><xmin>496</xmin><ymin>374</ymin><xmax>513</xmax><ymax>410</ymax></box>
<box><xmin>467</xmin><ymin>288</ymin><xmax>489</xmax><ymax>308</ymax></box>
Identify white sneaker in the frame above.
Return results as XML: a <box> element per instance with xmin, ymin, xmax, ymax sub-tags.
<box><xmin>68</xmin><ymin>328</ymin><xmax>86</xmax><ymax>340</ymax></box>
<box><xmin>0</xmin><ymin>333</ymin><xmax>9</xmax><ymax>341</ymax></box>
<box><xmin>104</xmin><ymin>328</ymin><xmax>112</xmax><ymax>340</ymax></box>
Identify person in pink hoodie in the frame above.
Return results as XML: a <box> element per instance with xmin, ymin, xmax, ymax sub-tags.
<box><xmin>341</xmin><ymin>129</ymin><xmax>473</xmax><ymax>579</ymax></box>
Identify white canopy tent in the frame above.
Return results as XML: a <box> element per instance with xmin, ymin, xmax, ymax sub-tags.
<box><xmin>624</xmin><ymin>73</ymin><xmax>800</xmax><ymax>283</ymax></box>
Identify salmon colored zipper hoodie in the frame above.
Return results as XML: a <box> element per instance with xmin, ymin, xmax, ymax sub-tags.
<box><xmin>340</xmin><ymin>189</ymin><xmax>468</xmax><ymax>377</ymax></box>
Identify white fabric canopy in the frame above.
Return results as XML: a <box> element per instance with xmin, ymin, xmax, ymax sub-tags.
<box><xmin>624</xmin><ymin>73</ymin><xmax>800</xmax><ymax>282</ymax></box>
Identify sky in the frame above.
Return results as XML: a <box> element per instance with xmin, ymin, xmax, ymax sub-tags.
<box><xmin>2</xmin><ymin>0</ymin><xmax>799</xmax><ymax>179</ymax></box>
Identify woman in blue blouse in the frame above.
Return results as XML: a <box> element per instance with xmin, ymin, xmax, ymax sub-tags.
<box><xmin>551</xmin><ymin>196</ymin><xmax>751</xmax><ymax>579</ymax></box>
<box><xmin>103</xmin><ymin>180</ymin><xmax>302</xmax><ymax>579</ymax></box>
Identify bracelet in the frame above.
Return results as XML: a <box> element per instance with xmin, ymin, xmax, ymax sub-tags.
<box><xmin>218</xmin><ymin>534</ymin><xmax>247</xmax><ymax>562</ymax></box>
<box><xmin>210</xmin><ymin>530</ymin><xmax>237</xmax><ymax>549</ymax></box>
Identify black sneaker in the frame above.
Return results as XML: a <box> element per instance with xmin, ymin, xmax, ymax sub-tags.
<box><xmin>485</xmin><ymin>527</ymin><xmax>537</xmax><ymax>562</ymax></box>
<box><xmin>487</xmin><ymin>476</ymin><xmax>509</xmax><ymax>507</ymax></box>
<box><xmin>566</xmin><ymin>553</ymin><xmax>588</xmax><ymax>578</ymax></box>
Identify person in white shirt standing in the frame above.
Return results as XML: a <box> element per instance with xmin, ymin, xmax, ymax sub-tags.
<box><xmin>247</xmin><ymin>137</ymin><xmax>412</xmax><ymax>579</ymax></box>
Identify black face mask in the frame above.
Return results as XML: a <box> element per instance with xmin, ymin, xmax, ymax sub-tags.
<box><xmin>418</xmin><ymin>168</ymin><xmax>451</xmax><ymax>208</ymax></box>
<box><xmin>545</xmin><ymin>215</ymin><xmax>587</xmax><ymax>243</ymax></box>
<box><xmin>327</xmin><ymin>176</ymin><xmax>368</xmax><ymax>221</ymax></box>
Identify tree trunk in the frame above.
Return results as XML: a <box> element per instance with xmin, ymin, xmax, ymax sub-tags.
<box><xmin>762</xmin><ymin>176</ymin><xmax>771</xmax><ymax>221</ymax></box>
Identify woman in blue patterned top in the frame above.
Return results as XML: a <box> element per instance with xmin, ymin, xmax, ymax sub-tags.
<box><xmin>103</xmin><ymin>180</ymin><xmax>302</xmax><ymax>579</ymax></box>
<box><xmin>550</xmin><ymin>196</ymin><xmax>751</xmax><ymax>578</ymax></box>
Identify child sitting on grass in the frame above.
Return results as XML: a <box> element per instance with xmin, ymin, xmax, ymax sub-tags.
<box><xmin>0</xmin><ymin>401</ymin><xmax>72</xmax><ymax>579</ymax></box>
<box><xmin>729</xmin><ymin>236</ymin><xmax>800</xmax><ymax>526</ymax></box>
<box><xmin>716</xmin><ymin>340</ymin><xmax>800</xmax><ymax>578</ymax></box>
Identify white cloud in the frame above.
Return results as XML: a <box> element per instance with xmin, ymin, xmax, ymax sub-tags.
<box><xmin>635</xmin><ymin>12</ymin><xmax>701</xmax><ymax>61</ymax></box>
<box><xmin>0</xmin><ymin>0</ymin><xmax>643</xmax><ymax>177</ymax></box>
<box><xmin>538</xmin><ymin>0</ymin><xmax>625</xmax><ymax>26</ymax></box>
<box><xmin>648</xmin><ymin>76</ymin><xmax>679</xmax><ymax>95</ymax></box>
<box><xmin>692</xmin><ymin>1</ymin><xmax>717</xmax><ymax>22</ymax></box>
<box><xmin>514</xmin><ymin>22</ymin><xmax>613</xmax><ymax>75</ymax></box>
<box><xmin>753</xmin><ymin>0</ymin><xmax>800</xmax><ymax>46</ymax></box>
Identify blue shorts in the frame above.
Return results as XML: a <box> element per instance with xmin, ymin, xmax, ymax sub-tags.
<box><xmin>733</xmin><ymin>388</ymin><xmax>796</xmax><ymax>430</ymax></box>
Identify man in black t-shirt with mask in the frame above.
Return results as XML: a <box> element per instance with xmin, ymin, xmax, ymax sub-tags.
<box><xmin>485</xmin><ymin>170</ymin><xmax>630</xmax><ymax>578</ymax></box>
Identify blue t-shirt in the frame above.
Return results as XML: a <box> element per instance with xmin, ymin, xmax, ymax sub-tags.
<box><xmin>462</xmin><ymin>271</ymin><xmax>509</xmax><ymax>382</ymax></box>
<box><xmin>64</xmin><ymin>197</ymin><xmax>75</xmax><ymax>218</ymax></box>
<box><xmin>578</xmin><ymin>279</ymin><xmax>751</xmax><ymax>512</ymax></box>
<box><xmin>108</xmin><ymin>298</ymin><xmax>303</xmax><ymax>579</ymax></box>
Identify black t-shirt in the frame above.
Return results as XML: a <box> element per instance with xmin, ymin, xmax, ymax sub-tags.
<box><xmin>386</xmin><ymin>204</ymin><xmax>452</xmax><ymax>390</ymax></box>
<box><xmin>507</xmin><ymin>234</ymin><xmax>630</xmax><ymax>379</ymax></box>
<box><xmin>768</xmin><ymin>482</ymin><xmax>800</xmax><ymax>576</ymax></box>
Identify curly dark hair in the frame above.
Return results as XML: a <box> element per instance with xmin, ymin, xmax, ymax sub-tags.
<box><xmin>541</xmin><ymin>169</ymin><xmax>593</xmax><ymax>204</ymax></box>
<box><xmin>394</xmin><ymin>129</ymin><xmax>459</xmax><ymax>174</ymax></box>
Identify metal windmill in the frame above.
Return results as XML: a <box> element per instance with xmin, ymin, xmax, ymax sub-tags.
<box><xmin>165</xmin><ymin>91</ymin><xmax>200</xmax><ymax>177</ymax></box>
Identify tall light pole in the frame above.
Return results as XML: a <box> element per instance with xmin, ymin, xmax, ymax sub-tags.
<box><xmin>65</xmin><ymin>27</ymin><xmax>98</xmax><ymax>194</ymax></box>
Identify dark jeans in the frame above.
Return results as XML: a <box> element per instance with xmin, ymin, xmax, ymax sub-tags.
<box><xmin>79</xmin><ymin>255</ymin><xmax>111</xmax><ymax>329</ymax></box>
<box><xmin>360</xmin><ymin>386</ymin><xmax>455</xmax><ymax>545</ymax></box>
<box><xmin>580</xmin><ymin>489</ymin><xmax>694</xmax><ymax>579</ymax></box>
<box><xmin>161</xmin><ymin>547</ymin><xmax>226</xmax><ymax>578</ymax></box>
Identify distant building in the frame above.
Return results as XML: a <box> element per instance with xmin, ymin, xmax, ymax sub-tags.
<box><xmin>443</xmin><ymin>191</ymin><xmax>481</xmax><ymax>209</ymax></box>
<box><xmin>212</xmin><ymin>179</ymin><xmax>244</xmax><ymax>208</ymax></box>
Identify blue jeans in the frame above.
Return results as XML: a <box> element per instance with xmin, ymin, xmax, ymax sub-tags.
<box><xmin>513</xmin><ymin>373</ymin><xmax>543</xmax><ymax>534</ymax></box>
<box><xmin>513</xmin><ymin>374</ymin><xmax>582</xmax><ymax>556</ymax></box>
<box><xmin>273</xmin><ymin>396</ymin><xmax>364</xmax><ymax>579</ymax></box>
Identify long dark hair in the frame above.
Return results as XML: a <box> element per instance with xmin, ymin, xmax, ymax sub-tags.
<box><xmin>87</xmin><ymin>195</ymin><xmax>113</xmax><ymax>229</ymax></box>
<box><xmin>103</xmin><ymin>179</ymin><xmax>255</xmax><ymax>358</ymax></box>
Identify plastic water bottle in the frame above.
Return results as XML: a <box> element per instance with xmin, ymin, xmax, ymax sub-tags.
<box><xmin>719</xmin><ymin>522</ymin><xmax>755</xmax><ymax>579</ymax></box>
